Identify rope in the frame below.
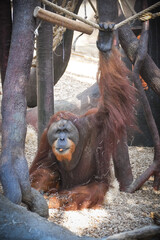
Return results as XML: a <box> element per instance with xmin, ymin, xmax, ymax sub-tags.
<box><xmin>140</xmin><ymin>11</ymin><xmax>160</xmax><ymax>21</ymax></box>
<box><xmin>152</xmin><ymin>11</ymin><xmax>160</xmax><ymax>18</ymax></box>
<box><xmin>115</xmin><ymin>1</ymin><xmax>160</xmax><ymax>29</ymax></box>
<box><xmin>33</xmin><ymin>0</ymin><xmax>160</xmax><ymax>67</ymax></box>
<box><xmin>52</xmin><ymin>0</ymin><xmax>79</xmax><ymax>51</ymax></box>
<box><xmin>39</xmin><ymin>0</ymin><xmax>160</xmax><ymax>30</ymax></box>
<box><xmin>40</xmin><ymin>0</ymin><xmax>100</xmax><ymax>29</ymax></box>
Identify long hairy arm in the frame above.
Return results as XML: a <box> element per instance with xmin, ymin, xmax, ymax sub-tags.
<box><xmin>96</xmin><ymin>48</ymin><xmax>136</xmax><ymax>150</ymax></box>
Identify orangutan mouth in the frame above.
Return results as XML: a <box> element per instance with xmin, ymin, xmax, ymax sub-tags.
<box><xmin>57</xmin><ymin>148</ymin><xmax>69</xmax><ymax>153</ymax></box>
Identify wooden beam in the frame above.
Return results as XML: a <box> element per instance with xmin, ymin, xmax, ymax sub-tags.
<box><xmin>34</xmin><ymin>7</ymin><xmax>93</xmax><ymax>35</ymax></box>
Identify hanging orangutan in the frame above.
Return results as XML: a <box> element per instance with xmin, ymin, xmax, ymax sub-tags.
<box><xmin>29</xmin><ymin>48</ymin><xmax>136</xmax><ymax>210</ymax></box>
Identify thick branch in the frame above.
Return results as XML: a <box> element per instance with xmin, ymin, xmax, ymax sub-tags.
<box><xmin>0</xmin><ymin>0</ymin><xmax>12</xmax><ymax>86</ymax></box>
<box><xmin>105</xmin><ymin>225</ymin><xmax>160</xmax><ymax>240</ymax></box>
<box><xmin>127</xmin><ymin>20</ymin><xmax>160</xmax><ymax>192</ymax></box>
<box><xmin>127</xmin><ymin>163</ymin><xmax>155</xmax><ymax>192</ymax></box>
<box><xmin>133</xmin><ymin>21</ymin><xmax>160</xmax><ymax>146</ymax></box>
<box><xmin>118</xmin><ymin>18</ymin><xmax>160</xmax><ymax>96</ymax></box>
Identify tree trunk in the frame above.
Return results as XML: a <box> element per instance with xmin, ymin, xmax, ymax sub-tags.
<box><xmin>0</xmin><ymin>0</ymin><xmax>12</xmax><ymax>86</ymax></box>
<box><xmin>0</xmin><ymin>0</ymin><xmax>48</xmax><ymax>217</ymax></box>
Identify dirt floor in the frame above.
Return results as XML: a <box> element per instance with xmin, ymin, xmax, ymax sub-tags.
<box><xmin>25</xmin><ymin>48</ymin><xmax>160</xmax><ymax>238</ymax></box>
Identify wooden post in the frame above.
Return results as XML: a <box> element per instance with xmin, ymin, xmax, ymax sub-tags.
<box><xmin>34</xmin><ymin>7</ymin><xmax>93</xmax><ymax>35</ymax></box>
<box><xmin>36</xmin><ymin>6</ymin><xmax>54</xmax><ymax>143</ymax></box>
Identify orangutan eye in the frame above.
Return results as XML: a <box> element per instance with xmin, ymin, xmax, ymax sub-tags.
<box><xmin>56</xmin><ymin>129</ymin><xmax>61</xmax><ymax>134</ymax></box>
<box><xmin>63</xmin><ymin>129</ymin><xmax>68</xmax><ymax>133</ymax></box>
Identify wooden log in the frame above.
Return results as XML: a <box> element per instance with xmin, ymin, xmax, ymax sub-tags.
<box><xmin>105</xmin><ymin>225</ymin><xmax>160</xmax><ymax>240</ymax></box>
<box><xmin>34</xmin><ymin>7</ymin><xmax>93</xmax><ymax>35</ymax></box>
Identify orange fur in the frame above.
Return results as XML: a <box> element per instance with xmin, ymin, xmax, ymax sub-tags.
<box><xmin>96</xmin><ymin>47</ymin><xmax>136</xmax><ymax>152</ymax></box>
<box><xmin>47</xmin><ymin>182</ymin><xmax>108</xmax><ymax>210</ymax></box>
<box><xmin>30</xmin><ymin>168</ymin><xmax>59</xmax><ymax>193</ymax></box>
<box><xmin>52</xmin><ymin>139</ymin><xmax>76</xmax><ymax>162</ymax></box>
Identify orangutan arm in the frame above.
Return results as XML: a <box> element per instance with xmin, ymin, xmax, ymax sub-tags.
<box><xmin>47</xmin><ymin>181</ymin><xmax>108</xmax><ymax>211</ymax></box>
